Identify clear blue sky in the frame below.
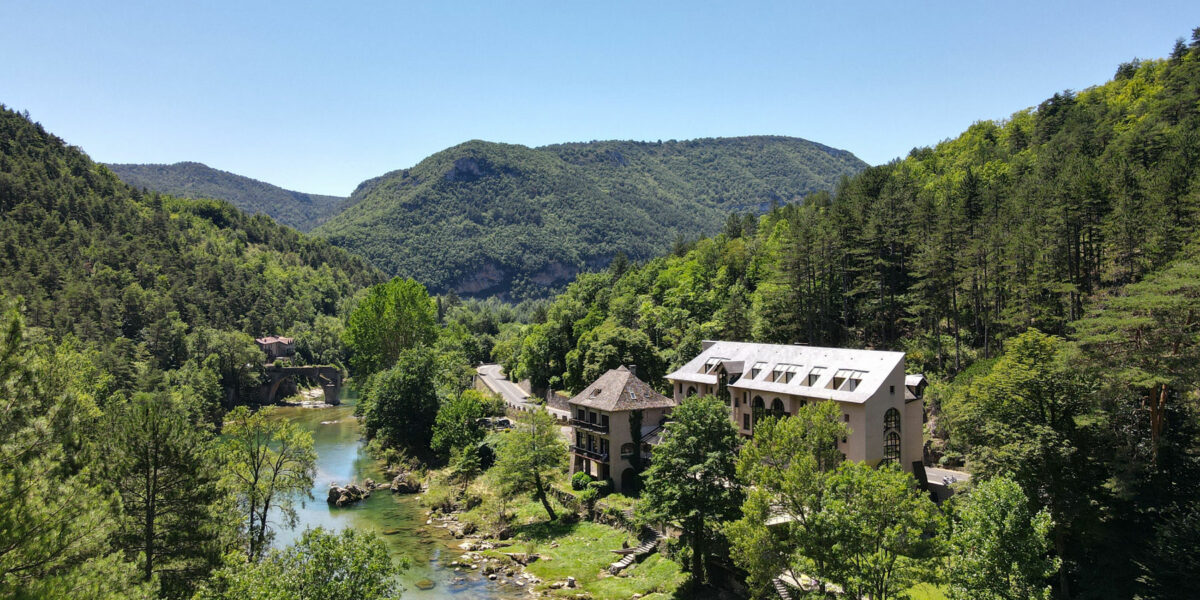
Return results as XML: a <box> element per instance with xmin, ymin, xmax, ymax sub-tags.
<box><xmin>2</xmin><ymin>1</ymin><xmax>1197</xmax><ymax>196</ymax></box>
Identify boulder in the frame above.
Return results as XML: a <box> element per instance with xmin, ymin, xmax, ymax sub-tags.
<box><xmin>327</xmin><ymin>483</ymin><xmax>370</xmax><ymax>506</ymax></box>
<box><xmin>391</xmin><ymin>472</ymin><xmax>421</xmax><ymax>494</ymax></box>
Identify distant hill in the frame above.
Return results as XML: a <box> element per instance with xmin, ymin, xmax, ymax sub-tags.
<box><xmin>0</xmin><ymin>105</ymin><xmax>381</xmax><ymax>363</ymax></box>
<box><xmin>315</xmin><ymin>136</ymin><xmax>868</xmax><ymax>298</ymax></box>
<box><xmin>106</xmin><ymin>161</ymin><xmax>348</xmax><ymax>232</ymax></box>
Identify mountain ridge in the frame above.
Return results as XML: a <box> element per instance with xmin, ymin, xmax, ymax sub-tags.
<box><xmin>106</xmin><ymin>160</ymin><xmax>350</xmax><ymax>232</ymax></box>
<box><xmin>315</xmin><ymin>135</ymin><xmax>869</xmax><ymax>299</ymax></box>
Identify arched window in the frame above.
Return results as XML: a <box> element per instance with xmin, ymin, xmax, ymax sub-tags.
<box><xmin>771</xmin><ymin>398</ymin><xmax>785</xmax><ymax>417</ymax></box>
<box><xmin>883</xmin><ymin>431</ymin><xmax>901</xmax><ymax>465</ymax></box>
<box><xmin>752</xmin><ymin>396</ymin><xmax>765</xmax><ymax>425</ymax></box>
<box><xmin>884</xmin><ymin>407</ymin><xmax>901</xmax><ymax>431</ymax></box>
<box><xmin>686</xmin><ymin>386</ymin><xmax>697</xmax><ymax>398</ymax></box>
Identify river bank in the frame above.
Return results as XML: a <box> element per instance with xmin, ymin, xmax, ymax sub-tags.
<box><xmin>268</xmin><ymin>399</ymin><xmax>530</xmax><ymax>599</ymax></box>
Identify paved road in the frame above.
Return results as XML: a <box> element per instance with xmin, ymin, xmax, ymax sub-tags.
<box><xmin>476</xmin><ymin>364</ymin><xmax>539</xmax><ymax>412</ymax></box>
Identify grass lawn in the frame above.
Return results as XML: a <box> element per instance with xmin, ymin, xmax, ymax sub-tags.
<box><xmin>484</xmin><ymin>518</ymin><xmax>685</xmax><ymax>599</ymax></box>
<box><xmin>907</xmin><ymin>582</ymin><xmax>949</xmax><ymax>600</ymax></box>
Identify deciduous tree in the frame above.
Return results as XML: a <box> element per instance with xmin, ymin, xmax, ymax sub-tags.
<box><xmin>642</xmin><ymin>396</ymin><xmax>742</xmax><ymax>583</ymax></box>
<box><xmin>821</xmin><ymin>462</ymin><xmax>942</xmax><ymax>600</ymax></box>
<box><xmin>493</xmin><ymin>409</ymin><xmax>565</xmax><ymax>521</ymax></box>
<box><xmin>727</xmin><ymin>401</ymin><xmax>848</xmax><ymax>596</ymax></box>
<box><xmin>220</xmin><ymin>406</ymin><xmax>316</xmax><ymax>561</ymax></box>
<box><xmin>945</xmin><ymin>476</ymin><xmax>1057</xmax><ymax>600</ymax></box>
<box><xmin>195</xmin><ymin>527</ymin><xmax>402</xmax><ymax>600</ymax></box>
<box><xmin>344</xmin><ymin>277</ymin><xmax>436</xmax><ymax>376</ymax></box>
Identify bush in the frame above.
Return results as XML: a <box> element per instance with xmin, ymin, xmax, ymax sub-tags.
<box><xmin>421</xmin><ymin>477</ymin><xmax>456</xmax><ymax>513</ymax></box>
<box><xmin>591</xmin><ymin>478</ymin><xmax>613</xmax><ymax>497</ymax></box>
<box><xmin>571</xmin><ymin>471</ymin><xmax>594</xmax><ymax>491</ymax></box>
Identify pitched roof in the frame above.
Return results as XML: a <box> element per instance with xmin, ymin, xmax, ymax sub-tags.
<box><xmin>568</xmin><ymin>366</ymin><xmax>677</xmax><ymax>412</ymax></box>
<box><xmin>665</xmin><ymin>341</ymin><xmax>905</xmax><ymax>404</ymax></box>
<box><xmin>255</xmin><ymin>336</ymin><xmax>294</xmax><ymax>345</ymax></box>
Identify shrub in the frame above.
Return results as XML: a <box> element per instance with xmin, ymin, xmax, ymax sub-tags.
<box><xmin>571</xmin><ymin>471</ymin><xmax>594</xmax><ymax>491</ymax></box>
<box><xmin>421</xmin><ymin>477</ymin><xmax>456</xmax><ymax>513</ymax></box>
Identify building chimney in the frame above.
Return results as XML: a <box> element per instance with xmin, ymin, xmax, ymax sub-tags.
<box><xmin>628</xmin><ymin>364</ymin><xmax>637</xmax><ymax>377</ymax></box>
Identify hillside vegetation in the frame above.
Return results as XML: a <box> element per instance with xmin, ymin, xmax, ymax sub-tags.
<box><xmin>315</xmin><ymin>136</ymin><xmax>867</xmax><ymax>298</ymax></box>
<box><xmin>499</xmin><ymin>34</ymin><xmax>1200</xmax><ymax>598</ymax></box>
<box><xmin>0</xmin><ymin>106</ymin><xmax>382</xmax><ymax>397</ymax></box>
<box><xmin>107</xmin><ymin>161</ymin><xmax>349</xmax><ymax>232</ymax></box>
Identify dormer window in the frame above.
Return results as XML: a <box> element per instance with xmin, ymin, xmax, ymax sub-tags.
<box><xmin>770</xmin><ymin>364</ymin><xmax>801</xmax><ymax>383</ymax></box>
<box><xmin>749</xmin><ymin>361</ymin><xmax>767</xmax><ymax>379</ymax></box>
<box><xmin>804</xmin><ymin>366</ymin><xmax>825</xmax><ymax>386</ymax></box>
<box><xmin>703</xmin><ymin>357</ymin><xmax>728</xmax><ymax>374</ymax></box>
<box><xmin>830</xmin><ymin>369</ymin><xmax>866</xmax><ymax>391</ymax></box>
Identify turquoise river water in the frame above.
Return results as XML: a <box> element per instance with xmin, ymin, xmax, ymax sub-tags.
<box><xmin>268</xmin><ymin>398</ymin><xmax>525</xmax><ymax>599</ymax></box>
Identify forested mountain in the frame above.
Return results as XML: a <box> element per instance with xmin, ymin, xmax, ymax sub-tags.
<box><xmin>314</xmin><ymin>136</ymin><xmax>867</xmax><ymax>298</ymax></box>
<box><xmin>0</xmin><ymin>105</ymin><xmax>382</xmax><ymax>397</ymax></box>
<box><xmin>498</xmin><ymin>34</ymin><xmax>1200</xmax><ymax>598</ymax></box>
<box><xmin>0</xmin><ymin>106</ymin><xmax>394</xmax><ymax>597</ymax></box>
<box><xmin>107</xmin><ymin>161</ymin><xmax>350</xmax><ymax>232</ymax></box>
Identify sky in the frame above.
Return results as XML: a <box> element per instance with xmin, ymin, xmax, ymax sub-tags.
<box><xmin>2</xmin><ymin>2</ymin><xmax>1197</xmax><ymax>196</ymax></box>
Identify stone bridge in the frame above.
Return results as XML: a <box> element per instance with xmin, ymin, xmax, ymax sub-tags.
<box><xmin>260</xmin><ymin>364</ymin><xmax>343</xmax><ymax>405</ymax></box>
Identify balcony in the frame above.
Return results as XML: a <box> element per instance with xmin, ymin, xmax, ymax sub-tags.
<box><xmin>570</xmin><ymin>418</ymin><xmax>609</xmax><ymax>434</ymax></box>
<box><xmin>570</xmin><ymin>445</ymin><xmax>609</xmax><ymax>462</ymax></box>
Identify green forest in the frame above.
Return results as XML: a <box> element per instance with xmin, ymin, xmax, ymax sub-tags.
<box><xmin>2</xmin><ymin>21</ymin><xmax>1200</xmax><ymax>600</ymax></box>
<box><xmin>314</xmin><ymin>136</ymin><xmax>867</xmax><ymax>298</ymax></box>
<box><xmin>0</xmin><ymin>107</ymin><xmax>383</xmax><ymax>403</ymax></box>
<box><xmin>107</xmin><ymin>161</ymin><xmax>351</xmax><ymax>232</ymax></box>
<box><xmin>497</xmin><ymin>33</ymin><xmax>1200</xmax><ymax>599</ymax></box>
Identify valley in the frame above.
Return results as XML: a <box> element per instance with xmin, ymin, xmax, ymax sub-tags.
<box><xmin>1</xmin><ymin>13</ymin><xmax>1199</xmax><ymax>600</ymax></box>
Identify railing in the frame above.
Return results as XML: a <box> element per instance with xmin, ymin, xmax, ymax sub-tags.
<box><xmin>570</xmin><ymin>418</ymin><xmax>609</xmax><ymax>434</ymax></box>
<box><xmin>570</xmin><ymin>445</ymin><xmax>609</xmax><ymax>462</ymax></box>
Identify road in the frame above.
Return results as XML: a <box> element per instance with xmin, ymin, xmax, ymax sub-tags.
<box><xmin>476</xmin><ymin>364</ymin><xmax>539</xmax><ymax>413</ymax></box>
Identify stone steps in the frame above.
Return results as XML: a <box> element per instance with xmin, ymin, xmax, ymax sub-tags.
<box><xmin>772</xmin><ymin>577</ymin><xmax>793</xmax><ymax>600</ymax></box>
<box><xmin>608</xmin><ymin>527</ymin><xmax>664</xmax><ymax>574</ymax></box>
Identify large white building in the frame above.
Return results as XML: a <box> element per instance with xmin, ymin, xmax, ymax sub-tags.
<box><xmin>665</xmin><ymin>341</ymin><xmax>925</xmax><ymax>471</ymax></box>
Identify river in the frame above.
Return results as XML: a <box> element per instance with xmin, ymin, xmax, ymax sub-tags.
<box><xmin>268</xmin><ymin>396</ymin><xmax>526</xmax><ymax>599</ymax></box>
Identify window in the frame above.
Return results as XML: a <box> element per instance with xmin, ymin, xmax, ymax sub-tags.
<box><xmin>601</xmin><ymin>414</ymin><xmax>610</xmax><ymax>428</ymax></box>
<box><xmin>704</xmin><ymin>357</ymin><xmax>728</xmax><ymax>374</ymax></box>
<box><xmin>830</xmin><ymin>369</ymin><xmax>866</xmax><ymax>391</ymax></box>
<box><xmin>743</xmin><ymin>413</ymin><xmax>750</xmax><ymax>430</ymax></box>
<box><xmin>884</xmin><ymin>408</ymin><xmax>901</xmax><ymax>431</ymax></box>
<box><xmin>575</xmin><ymin>431</ymin><xmax>583</xmax><ymax>447</ymax></box>
<box><xmin>600</xmin><ymin>438</ymin><xmax>609</xmax><ymax>456</ymax></box>
<box><xmin>749</xmin><ymin>361</ymin><xmax>767</xmax><ymax>379</ymax></box>
<box><xmin>771</xmin><ymin>364</ymin><xmax>800</xmax><ymax>383</ymax></box>
<box><xmin>621</xmin><ymin>443</ymin><xmax>635</xmax><ymax>457</ymax></box>
<box><xmin>628</xmin><ymin>391</ymin><xmax>637</xmax><ymax>401</ymax></box>
<box><xmin>588</xmin><ymin>411</ymin><xmax>597</xmax><ymax>424</ymax></box>
<box><xmin>883</xmin><ymin>431</ymin><xmax>901</xmax><ymax>465</ymax></box>
<box><xmin>752</xmin><ymin>396</ymin><xmax>766</xmax><ymax>425</ymax></box>
<box><xmin>771</xmin><ymin>398</ymin><xmax>785</xmax><ymax>417</ymax></box>
<box><xmin>576</xmin><ymin>408</ymin><xmax>585</xmax><ymax>420</ymax></box>
<box><xmin>889</xmin><ymin>385</ymin><xmax>895</xmax><ymax>395</ymax></box>
<box><xmin>805</xmin><ymin>366</ymin><xmax>825</xmax><ymax>386</ymax></box>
